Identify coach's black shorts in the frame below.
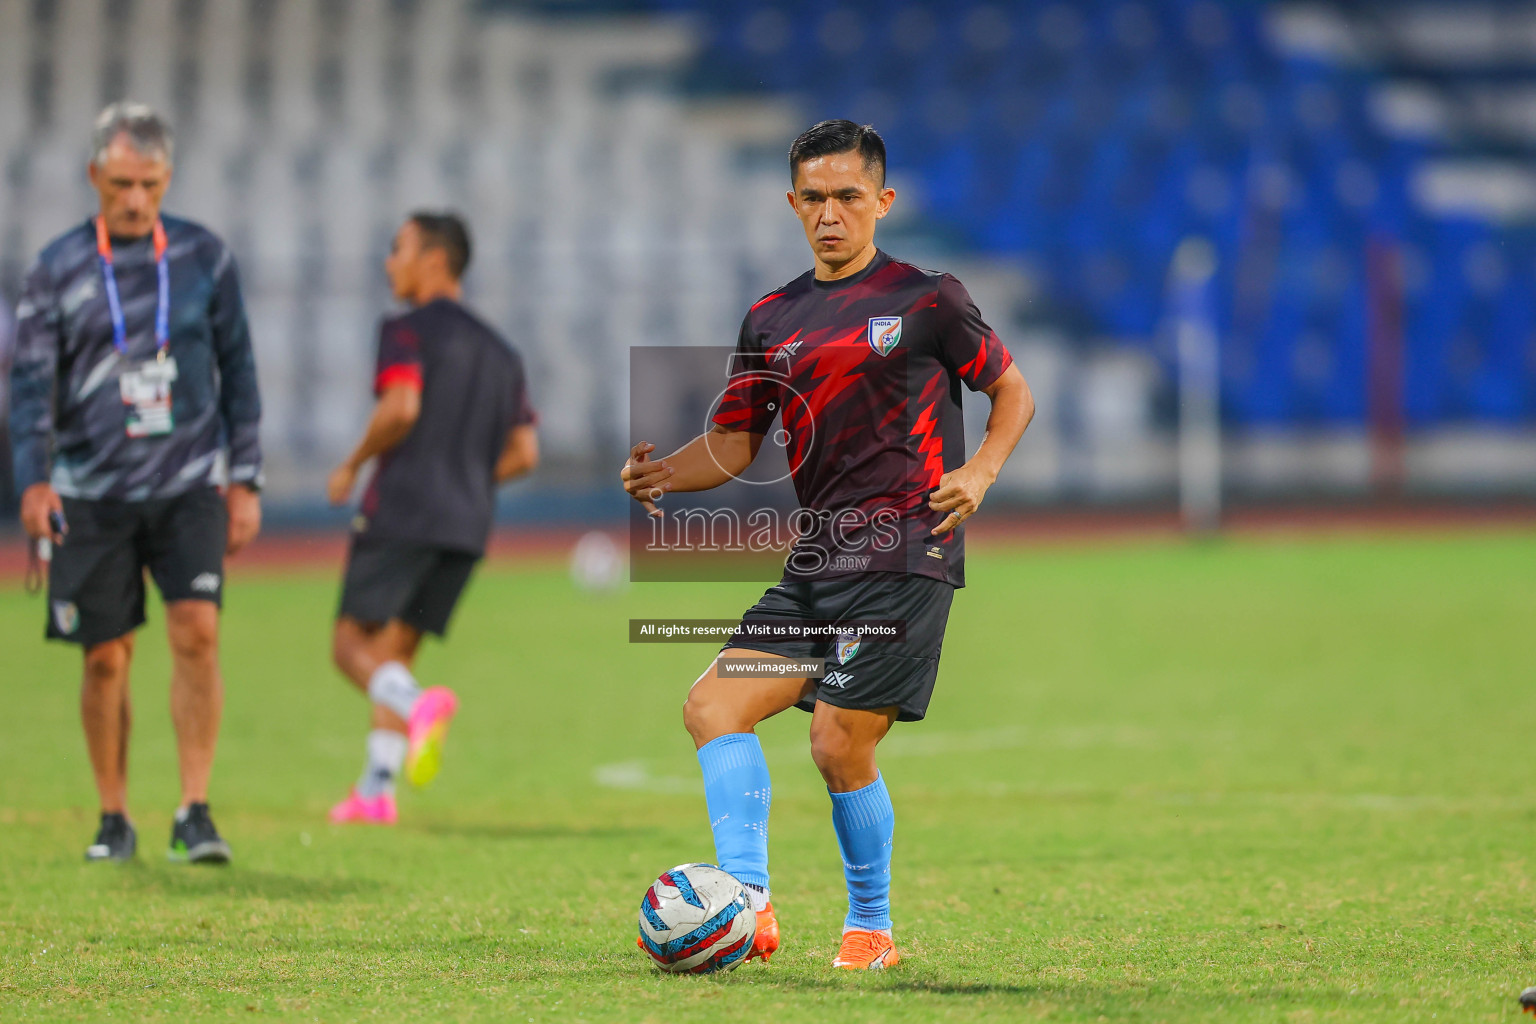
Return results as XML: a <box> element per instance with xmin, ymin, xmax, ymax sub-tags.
<box><xmin>723</xmin><ymin>572</ymin><xmax>955</xmax><ymax>722</ymax></box>
<box><xmin>337</xmin><ymin>537</ymin><xmax>479</xmax><ymax>637</ymax></box>
<box><xmin>46</xmin><ymin>487</ymin><xmax>228</xmax><ymax>647</ymax></box>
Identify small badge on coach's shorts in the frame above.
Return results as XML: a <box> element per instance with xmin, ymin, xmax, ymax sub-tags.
<box><xmin>868</xmin><ymin>316</ymin><xmax>902</xmax><ymax>357</ymax></box>
<box><xmin>190</xmin><ymin>573</ymin><xmax>221</xmax><ymax>594</ymax></box>
<box><xmin>834</xmin><ymin>632</ymin><xmax>861</xmax><ymax>665</ymax></box>
<box><xmin>52</xmin><ymin>600</ymin><xmax>79</xmax><ymax>635</ymax></box>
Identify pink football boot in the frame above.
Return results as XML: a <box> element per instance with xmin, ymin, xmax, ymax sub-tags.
<box><xmin>404</xmin><ymin>687</ymin><xmax>459</xmax><ymax>788</ymax></box>
<box><xmin>328</xmin><ymin>788</ymin><xmax>398</xmax><ymax>825</ymax></box>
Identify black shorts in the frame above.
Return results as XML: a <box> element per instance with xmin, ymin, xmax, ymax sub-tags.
<box><xmin>337</xmin><ymin>537</ymin><xmax>478</xmax><ymax>637</ymax></box>
<box><xmin>46</xmin><ymin>487</ymin><xmax>227</xmax><ymax>647</ymax></box>
<box><xmin>724</xmin><ymin>572</ymin><xmax>955</xmax><ymax>722</ymax></box>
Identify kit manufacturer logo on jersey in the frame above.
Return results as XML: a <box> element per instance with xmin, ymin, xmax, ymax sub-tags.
<box><xmin>770</xmin><ymin>339</ymin><xmax>802</xmax><ymax>366</ymax></box>
<box><xmin>868</xmin><ymin>316</ymin><xmax>903</xmax><ymax>357</ymax></box>
<box><xmin>52</xmin><ymin>601</ymin><xmax>79</xmax><ymax>635</ymax></box>
<box><xmin>824</xmin><ymin>670</ymin><xmax>854</xmax><ymax>689</ymax></box>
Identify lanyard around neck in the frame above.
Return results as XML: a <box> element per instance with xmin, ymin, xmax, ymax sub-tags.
<box><xmin>95</xmin><ymin>216</ymin><xmax>170</xmax><ymax>359</ymax></box>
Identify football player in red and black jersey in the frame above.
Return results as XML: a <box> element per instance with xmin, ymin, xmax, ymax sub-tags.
<box><xmin>325</xmin><ymin>212</ymin><xmax>538</xmax><ymax>824</ymax></box>
<box><xmin>623</xmin><ymin>121</ymin><xmax>1033</xmax><ymax>969</ymax></box>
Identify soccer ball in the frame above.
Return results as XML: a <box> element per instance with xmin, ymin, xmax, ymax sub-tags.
<box><xmin>637</xmin><ymin>863</ymin><xmax>756</xmax><ymax>973</ymax></box>
<box><xmin>569</xmin><ymin>530</ymin><xmax>624</xmax><ymax>592</ymax></box>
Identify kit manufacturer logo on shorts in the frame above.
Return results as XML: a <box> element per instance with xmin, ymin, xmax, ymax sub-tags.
<box><xmin>824</xmin><ymin>670</ymin><xmax>854</xmax><ymax>689</ymax></box>
<box><xmin>868</xmin><ymin>316</ymin><xmax>902</xmax><ymax>357</ymax></box>
<box><xmin>190</xmin><ymin>573</ymin><xmax>221</xmax><ymax>593</ymax></box>
<box><xmin>52</xmin><ymin>601</ymin><xmax>79</xmax><ymax>635</ymax></box>
<box><xmin>834</xmin><ymin>633</ymin><xmax>861</xmax><ymax>665</ymax></box>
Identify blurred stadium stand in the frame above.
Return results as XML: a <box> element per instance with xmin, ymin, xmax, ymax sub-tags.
<box><xmin>2</xmin><ymin>0</ymin><xmax>1534</xmax><ymax>519</ymax></box>
<box><xmin>648</xmin><ymin>0</ymin><xmax>1536</xmax><ymax>500</ymax></box>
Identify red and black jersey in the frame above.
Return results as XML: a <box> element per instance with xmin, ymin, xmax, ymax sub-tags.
<box><xmin>358</xmin><ymin>298</ymin><xmax>535</xmax><ymax>556</ymax></box>
<box><xmin>712</xmin><ymin>251</ymin><xmax>1012</xmax><ymax>587</ymax></box>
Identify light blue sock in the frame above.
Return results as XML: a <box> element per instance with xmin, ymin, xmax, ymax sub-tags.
<box><xmin>829</xmin><ymin>773</ymin><xmax>895</xmax><ymax>931</ymax></box>
<box><xmin>696</xmin><ymin>733</ymin><xmax>771</xmax><ymax>890</ymax></box>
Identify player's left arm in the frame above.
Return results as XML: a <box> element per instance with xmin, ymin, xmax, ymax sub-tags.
<box><xmin>928</xmin><ymin>274</ymin><xmax>1035</xmax><ymax>536</ymax></box>
<box><xmin>495</xmin><ymin>424</ymin><xmax>539</xmax><ymax>482</ymax></box>
<box><xmin>327</xmin><ymin>384</ymin><xmax>421</xmax><ymax>505</ymax></box>
<box><xmin>928</xmin><ymin>363</ymin><xmax>1033</xmax><ymax>535</ymax></box>
<box><xmin>494</xmin><ymin>352</ymin><xmax>539</xmax><ymax>484</ymax></box>
<box><xmin>208</xmin><ymin>242</ymin><xmax>263</xmax><ymax>554</ymax></box>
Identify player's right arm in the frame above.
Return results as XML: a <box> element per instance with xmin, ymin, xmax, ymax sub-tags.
<box><xmin>327</xmin><ymin>384</ymin><xmax>420</xmax><ymax>505</ymax></box>
<box><xmin>329</xmin><ymin>318</ymin><xmax>424</xmax><ymax>505</ymax></box>
<box><xmin>621</xmin><ymin>427</ymin><xmax>763</xmax><ymax>515</ymax></box>
<box><xmin>9</xmin><ymin>258</ymin><xmax>65</xmax><ymax>543</ymax></box>
<box><xmin>622</xmin><ymin>308</ymin><xmax>772</xmax><ymax>513</ymax></box>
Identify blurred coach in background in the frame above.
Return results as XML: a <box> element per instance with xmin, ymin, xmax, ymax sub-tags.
<box><xmin>8</xmin><ymin>102</ymin><xmax>263</xmax><ymax>865</ymax></box>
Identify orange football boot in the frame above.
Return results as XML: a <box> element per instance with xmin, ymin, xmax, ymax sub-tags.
<box><xmin>832</xmin><ymin>928</ymin><xmax>898</xmax><ymax>970</ymax></box>
<box><xmin>744</xmin><ymin>902</ymin><xmax>780</xmax><ymax>962</ymax></box>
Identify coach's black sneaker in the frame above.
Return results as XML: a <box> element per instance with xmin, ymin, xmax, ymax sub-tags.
<box><xmin>168</xmin><ymin>803</ymin><xmax>231</xmax><ymax>865</ymax></box>
<box><xmin>1520</xmin><ymin>985</ymin><xmax>1536</xmax><ymax>1013</ymax></box>
<box><xmin>85</xmin><ymin>812</ymin><xmax>136</xmax><ymax>862</ymax></box>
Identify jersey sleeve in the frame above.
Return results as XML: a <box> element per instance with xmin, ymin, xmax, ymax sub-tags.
<box><xmin>8</xmin><ymin>257</ymin><xmax>62</xmax><ymax>493</ymax></box>
<box><xmin>207</xmin><ymin>241</ymin><xmax>263</xmax><ymax>488</ymax></box>
<box><xmin>374</xmin><ymin>318</ymin><xmax>423</xmax><ymax>395</ymax></box>
<box><xmin>710</xmin><ymin>312</ymin><xmax>780</xmax><ymax>435</ymax></box>
<box><xmin>935</xmin><ymin>274</ymin><xmax>1013</xmax><ymax>392</ymax></box>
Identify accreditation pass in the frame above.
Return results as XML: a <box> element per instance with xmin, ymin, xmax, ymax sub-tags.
<box><xmin>120</xmin><ymin>355</ymin><xmax>178</xmax><ymax>437</ymax></box>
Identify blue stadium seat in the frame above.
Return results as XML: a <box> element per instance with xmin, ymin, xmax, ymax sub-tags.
<box><xmin>640</xmin><ymin>0</ymin><xmax>1533</xmax><ymax>429</ymax></box>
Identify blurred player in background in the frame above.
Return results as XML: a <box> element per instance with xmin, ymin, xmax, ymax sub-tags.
<box><xmin>623</xmin><ymin>121</ymin><xmax>1033</xmax><ymax>969</ymax></box>
<box><xmin>325</xmin><ymin>212</ymin><xmax>539</xmax><ymax>825</ymax></box>
<box><xmin>0</xmin><ymin>295</ymin><xmax>14</xmax><ymax>510</ymax></box>
<box><xmin>8</xmin><ymin>102</ymin><xmax>264</xmax><ymax>864</ymax></box>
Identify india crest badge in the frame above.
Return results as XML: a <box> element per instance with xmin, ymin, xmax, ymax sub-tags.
<box><xmin>868</xmin><ymin>316</ymin><xmax>902</xmax><ymax>357</ymax></box>
<box><xmin>834</xmin><ymin>632</ymin><xmax>861</xmax><ymax>665</ymax></box>
<box><xmin>52</xmin><ymin>600</ymin><xmax>79</xmax><ymax>635</ymax></box>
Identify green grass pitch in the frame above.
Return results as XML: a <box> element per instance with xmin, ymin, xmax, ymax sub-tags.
<box><xmin>2</xmin><ymin>530</ymin><xmax>1535</xmax><ymax>1022</ymax></box>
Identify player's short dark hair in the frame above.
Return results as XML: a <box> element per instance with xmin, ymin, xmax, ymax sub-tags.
<box><xmin>408</xmin><ymin>211</ymin><xmax>472</xmax><ymax>279</ymax></box>
<box><xmin>788</xmin><ymin>120</ymin><xmax>886</xmax><ymax>188</ymax></box>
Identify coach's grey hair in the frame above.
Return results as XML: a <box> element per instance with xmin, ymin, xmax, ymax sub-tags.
<box><xmin>91</xmin><ymin>101</ymin><xmax>174</xmax><ymax>166</ymax></box>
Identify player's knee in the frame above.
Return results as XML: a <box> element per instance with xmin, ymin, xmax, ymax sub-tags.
<box><xmin>82</xmin><ymin>639</ymin><xmax>132</xmax><ymax>686</ymax></box>
<box><xmin>683</xmin><ymin>685</ymin><xmax>741</xmax><ymax>745</ymax></box>
<box><xmin>168</xmin><ymin>614</ymin><xmax>218</xmax><ymax>662</ymax></box>
<box><xmin>682</xmin><ymin>691</ymin><xmax>715</xmax><ymax>743</ymax></box>
<box><xmin>808</xmin><ymin>723</ymin><xmax>851</xmax><ymax>777</ymax></box>
<box><xmin>332</xmin><ymin>618</ymin><xmax>381</xmax><ymax>679</ymax></box>
<box><xmin>331</xmin><ymin>628</ymin><xmax>358</xmax><ymax>675</ymax></box>
<box><xmin>376</xmin><ymin>623</ymin><xmax>421</xmax><ymax>665</ymax></box>
<box><xmin>809</xmin><ymin>723</ymin><xmax>874</xmax><ymax>787</ymax></box>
